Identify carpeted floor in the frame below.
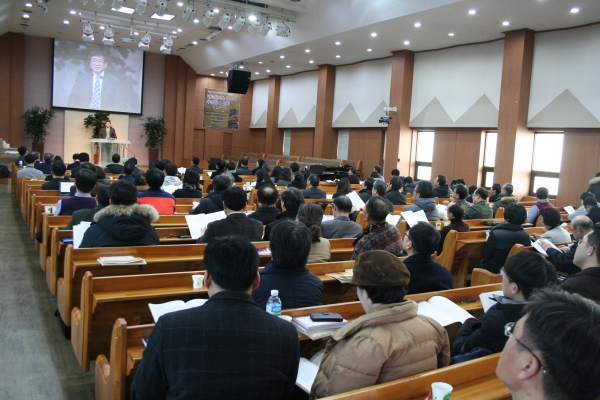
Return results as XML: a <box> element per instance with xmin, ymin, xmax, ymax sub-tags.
<box><xmin>0</xmin><ymin>183</ymin><xmax>94</xmax><ymax>399</ymax></box>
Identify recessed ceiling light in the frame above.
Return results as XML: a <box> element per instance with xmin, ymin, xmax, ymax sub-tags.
<box><xmin>502</xmin><ymin>21</ymin><xmax>510</xmax><ymax>26</ymax></box>
<box><xmin>177</xmin><ymin>28</ymin><xmax>182</xmax><ymax>32</ymax></box>
<box><xmin>24</xmin><ymin>2</ymin><xmax>32</xmax><ymax>7</ymax></box>
<box><xmin>266</xmin><ymin>69</ymin><xmax>271</xmax><ymax>72</ymax></box>
<box><xmin>335</xmin><ymin>55</ymin><xmax>340</xmax><ymax>58</ymax></box>
<box><xmin>309</xmin><ymin>60</ymin><xmax>314</xmax><ymax>63</ymax></box>
<box><xmin>22</xmin><ymin>13</ymin><xmax>29</xmax><ymax>18</ymax></box>
<box><xmin>570</xmin><ymin>7</ymin><xmax>579</xmax><ymax>13</ymax></box>
<box><xmin>239</xmin><ymin>65</ymin><xmax>244</xmax><ymax>69</ymax></box>
<box><xmin>305</xmin><ymin>49</ymin><xmax>310</xmax><ymax>53</ymax></box>
<box><xmin>414</xmin><ymin>22</ymin><xmax>421</xmax><ymax>27</ymax></box>
<box><xmin>370</xmin><ymin>32</ymin><xmax>377</xmax><ymax>37</ymax></box>
<box><xmin>468</xmin><ymin>9</ymin><xmax>476</xmax><ymax>15</ymax></box>
<box><xmin>177</xmin><ymin>1</ymin><xmax>183</xmax><ymax>5</ymax></box>
<box><xmin>335</xmin><ymin>41</ymin><xmax>341</xmax><ymax>45</ymax></box>
<box><xmin>213</xmin><ymin>8</ymin><xmax>219</xmax><ymax>13</ymax></box>
<box><xmin>227</xmin><ymin>26</ymin><xmax>232</xmax><ymax>29</ymax></box>
<box><xmin>366</xmin><ymin>48</ymin><xmax>372</xmax><ymax>52</ymax></box>
<box><xmin>151</xmin><ymin>13</ymin><xmax>176</xmax><ymax>20</ymax></box>
<box><xmin>133</xmin><ymin>31</ymin><xmax>139</xmax><ymax>35</ymax></box>
<box><xmin>63</xmin><ymin>20</ymin><xmax>69</xmax><ymax>24</ymax></box>
<box><xmin>193</xmin><ymin>18</ymin><xmax>199</xmax><ymax>23</ymax></box>
<box><xmin>99</xmin><ymin>25</ymin><xmax>105</xmax><ymax>29</ymax></box>
<box><xmin>69</xmin><ymin>10</ymin><xmax>76</xmax><ymax>14</ymax></box>
<box><xmin>111</xmin><ymin>6</ymin><xmax>135</xmax><ymax>14</ymax></box>
<box><xmin>280</xmin><ymin>55</ymin><xmax>285</xmax><ymax>59</ymax></box>
<box><xmin>448</xmin><ymin>32</ymin><xmax>455</xmax><ymax>36</ymax></box>
<box><xmin>211</xmin><ymin>73</ymin><xmax>215</xmax><ymax>76</ymax></box>
<box><xmin>255</xmin><ymin>72</ymin><xmax>259</xmax><ymax>74</ymax></box>
<box><xmin>248</xmin><ymin>14</ymin><xmax>257</xmax><ymax>21</ymax></box>
<box><xmin>192</xmin><ymin>40</ymin><xmax>197</xmax><ymax>45</ymax></box>
<box><xmin>172</xmin><ymin>30</ymin><xmax>177</xmax><ymax>34</ymax></box>
<box><xmin>258</xmin><ymin>61</ymin><xmax>263</xmax><ymax>64</ymax></box>
<box><xmin>286</xmin><ymin>65</ymin><xmax>291</xmax><ymax>68</ymax></box>
<box><xmin>404</xmin><ymin>40</ymin><xmax>410</xmax><ymax>45</ymax></box>
<box><xmin>219</xmin><ymin>71</ymin><xmax>224</xmax><ymax>74</ymax></box>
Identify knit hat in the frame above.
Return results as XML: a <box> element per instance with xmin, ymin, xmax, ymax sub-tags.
<box><xmin>350</xmin><ymin>250</ymin><xmax>410</xmax><ymax>287</ymax></box>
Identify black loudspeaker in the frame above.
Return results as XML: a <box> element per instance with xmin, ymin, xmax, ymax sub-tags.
<box><xmin>227</xmin><ymin>69</ymin><xmax>251</xmax><ymax>94</ymax></box>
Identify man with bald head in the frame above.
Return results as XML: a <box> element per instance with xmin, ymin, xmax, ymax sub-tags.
<box><xmin>540</xmin><ymin>215</ymin><xmax>592</xmax><ymax>275</ymax></box>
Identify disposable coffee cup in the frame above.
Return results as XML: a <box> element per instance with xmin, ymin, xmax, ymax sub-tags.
<box><xmin>192</xmin><ymin>274</ymin><xmax>204</xmax><ymax>289</ymax></box>
<box><xmin>278</xmin><ymin>315</ymin><xmax>293</xmax><ymax>322</ymax></box>
<box><xmin>431</xmin><ymin>382</ymin><xmax>453</xmax><ymax>400</ymax></box>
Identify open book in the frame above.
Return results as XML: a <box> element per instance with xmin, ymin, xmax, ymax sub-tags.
<box><xmin>148</xmin><ymin>298</ymin><xmax>208</xmax><ymax>322</ymax></box>
<box><xmin>296</xmin><ymin>350</ymin><xmax>325</xmax><ymax>393</ymax></box>
<box><xmin>185</xmin><ymin>211</ymin><xmax>227</xmax><ymax>239</ymax></box>
<box><xmin>479</xmin><ymin>290</ymin><xmax>504</xmax><ymax>313</ymax></box>
<box><xmin>325</xmin><ymin>270</ymin><xmax>353</xmax><ymax>283</ymax></box>
<box><xmin>563</xmin><ymin>205</ymin><xmax>575</xmax><ymax>215</ymax></box>
<box><xmin>417</xmin><ymin>296</ymin><xmax>475</xmax><ymax>326</ymax></box>
<box><xmin>531</xmin><ymin>239</ymin><xmax>560</xmax><ymax>256</ymax></box>
<box><xmin>292</xmin><ymin>315</ymin><xmax>348</xmax><ymax>340</ymax></box>
<box><xmin>400</xmin><ymin>209</ymin><xmax>429</xmax><ymax>227</ymax></box>
<box><xmin>386</xmin><ymin>214</ymin><xmax>401</xmax><ymax>226</ymax></box>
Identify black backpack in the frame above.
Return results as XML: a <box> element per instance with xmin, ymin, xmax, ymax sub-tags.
<box><xmin>0</xmin><ymin>165</ymin><xmax>9</xmax><ymax>178</ymax></box>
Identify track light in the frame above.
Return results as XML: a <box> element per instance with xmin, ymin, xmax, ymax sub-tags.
<box><xmin>217</xmin><ymin>12</ymin><xmax>230</xmax><ymax>29</ymax></box>
<box><xmin>206</xmin><ymin>28</ymin><xmax>221</xmax><ymax>41</ymax></box>
<box><xmin>232</xmin><ymin>15</ymin><xmax>245</xmax><ymax>32</ymax></box>
<box><xmin>203</xmin><ymin>9</ymin><xmax>215</xmax><ymax>27</ymax></box>
<box><xmin>82</xmin><ymin>21</ymin><xmax>95</xmax><ymax>42</ymax></box>
<box><xmin>155</xmin><ymin>0</ymin><xmax>167</xmax><ymax>16</ymax></box>
<box><xmin>94</xmin><ymin>0</ymin><xmax>105</xmax><ymax>6</ymax></box>
<box><xmin>36</xmin><ymin>0</ymin><xmax>48</xmax><ymax>13</ymax></box>
<box><xmin>139</xmin><ymin>31</ymin><xmax>151</xmax><ymax>50</ymax></box>
<box><xmin>111</xmin><ymin>0</ymin><xmax>124</xmax><ymax>9</ymax></box>
<box><xmin>135</xmin><ymin>0</ymin><xmax>148</xmax><ymax>14</ymax></box>
<box><xmin>182</xmin><ymin>2</ymin><xmax>195</xmax><ymax>21</ymax></box>
<box><xmin>160</xmin><ymin>35</ymin><xmax>173</xmax><ymax>54</ymax></box>
<box><xmin>102</xmin><ymin>25</ymin><xmax>115</xmax><ymax>45</ymax></box>
<box><xmin>259</xmin><ymin>20</ymin><xmax>272</xmax><ymax>36</ymax></box>
<box><xmin>80</xmin><ymin>0</ymin><xmax>89</xmax><ymax>5</ymax></box>
<box><xmin>276</xmin><ymin>19</ymin><xmax>291</xmax><ymax>37</ymax></box>
<box><xmin>247</xmin><ymin>17</ymin><xmax>260</xmax><ymax>34</ymax></box>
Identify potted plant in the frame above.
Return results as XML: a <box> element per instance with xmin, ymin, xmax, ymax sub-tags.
<box><xmin>21</xmin><ymin>106</ymin><xmax>56</xmax><ymax>154</ymax></box>
<box><xmin>84</xmin><ymin>112</ymin><xmax>111</xmax><ymax>138</ymax></box>
<box><xmin>140</xmin><ymin>116</ymin><xmax>167</xmax><ymax>162</ymax></box>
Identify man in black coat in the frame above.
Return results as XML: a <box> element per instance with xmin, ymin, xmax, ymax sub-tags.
<box><xmin>561</xmin><ymin>223</ymin><xmax>600</xmax><ymax>303</ymax></box>
<box><xmin>385</xmin><ymin>176</ymin><xmax>407</xmax><ymax>205</ymax></box>
<box><xmin>358</xmin><ymin>178</ymin><xmax>374</xmax><ymax>203</ymax></box>
<box><xmin>41</xmin><ymin>161</ymin><xmax>71</xmax><ymax>190</ymax></box>
<box><xmin>186</xmin><ymin>156</ymin><xmax>204</xmax><ymax>175</ymax></box>
<box><xmin>302</xmin><ymin>174</ymin><xmax>327</xmax><ymax>199</ymax></box>
<box><xmin>131</xmin><ymin>236</ymin><xmax>300</xmax><ymax>400</ymax></box>
<box><xmin>540</xmin><ymin>215</ymin><xmax>591</xmax><ymax>275</ymax></box>
<box><xmin>263</xmin><ymin>187</ymin><xmax>304</xmax><ymax>241</ymax></box>
<box><xmin>190</xmin><ymin>174</ymin><xmax>232</xmax><ymax>215</ymax></box>
<box><xmin>235</xmin><ymin>158</ymin><xmax>253</xmax><ymax>175</ymax></box>
<box><xmin>248</xmin><ymin>185</ymin><xmax>280</xmax><ymax>225</ymax></box>
<box><xmin>197</xmin><ymin>187</ymin><xmax>263</xmax><ymax>243</ymax></box>
<box><xmin>433</xmin><ymin>174</ymin><xmax>451</xmax><ymax>198</ymax></box>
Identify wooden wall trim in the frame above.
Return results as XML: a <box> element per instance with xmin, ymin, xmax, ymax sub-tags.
<box><xmin>0</xmin><ymin>33</ymin><xmax>25</xmax><ymax>148</ymax></box>
<box><xmin>313</xmin><ymin>65</ymin><xmax>336</xmax><ymax>158</ymax></box>
<box><xmin>265</xmin><ymin>75</ymin><xmax>282</xmax><ymax>154</ymax></box>
<box><xmin>162</xmin><ymin>55</ymin><xmax>179</xmax><ymax>162</ymax></box>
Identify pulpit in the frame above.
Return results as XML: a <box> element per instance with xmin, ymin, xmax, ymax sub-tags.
<box><xmin>90</xmin><ymin>139</ymin><xmax>131</xmax><ymax>166</ymax></box>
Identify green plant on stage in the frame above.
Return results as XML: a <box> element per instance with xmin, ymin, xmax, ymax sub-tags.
<box><xmin>21</xmin><ymin>106</ymin><xmax>57</xmax><ymax>143</ymax></box>
<box><xmin>140</xmin><ymin>116</ymin><xmax>167</xmax><ymax>148</ymax></box>
<box><xmin>84</xmin><ymin>112</ymin><xmax>111</xmax><ymax>138</ymax></box>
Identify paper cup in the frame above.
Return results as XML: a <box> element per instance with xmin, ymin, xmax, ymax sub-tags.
<box><xmin>431</xmin><ymin>382</ymin><xmax>453</xmax><ymax>400</ymax></box>
<box><xmin>278</xmin><ymin>315</ymin><xmax>293</xmax><ymax>322</ymax></box>
<box><xmin>192</xmin><ymin>274</ymin><xmax>204</xmax><ymax>289</ymax></box>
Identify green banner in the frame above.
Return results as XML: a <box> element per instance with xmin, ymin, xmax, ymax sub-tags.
<box><xmin>202</xmin><ymin>88</ymin><xmax>241</xmax><ymax>130</ymax></box>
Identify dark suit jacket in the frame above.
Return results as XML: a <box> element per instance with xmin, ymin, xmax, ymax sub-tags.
<box><xmin>41</xmin><ymin>177</ymin><xmax>71</xmax><ymax>190</ymax></box>
<box><xmin>186</xmin><ymin>165</ymin><xmax>204</xmax><ymax>175</ymax></box>
<box><xmin>248</xmin><ymin>205</ymin><xmax>280</xmax><ymax>225</ymax></box>
<box><xmin>68</xmin><ymin>71</ymin><xmax>123</xmax><ymax>111</ymax></box>
<box><xmin>197</xmin><ymin>213</ymin><xmax>263</xmax><ymax>243</ymax></box>
<box><xmin>99</xmin><ymin>126</ymin><xmax>117</xmax><ymax>139</ymax></box>
<box><xmin>130</xmin><ymin>291</ymin><xmax>300</xmax><ymax>400</ymax></box>
<box><xmin>35</xmin><ymin>162</ymin><xmax>52</xmax><ymax>175</ymax></box>
<box><xmin>560</xmin><ymin>267</ymin><xmax>600</xmax><ymax>302</ymax></box>
<box><xmin>385</xmin><ymin>190</ymin><xmax>407</xmax><ymax>205</ymax></box>
<box><xmin>67</xmin><ymin>161</ymin><xmax>80</xmax><ymax>171</ymax></box>
<box><xmin>302</xmin><ymin>186</ymin><xmax>327</xmax><ymax>199</ymax></box>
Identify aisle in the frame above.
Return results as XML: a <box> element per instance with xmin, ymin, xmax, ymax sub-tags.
<box><xmin>0</xmin><ymin>184</ymin><xmax>94</xmax><ymax>399</ymax></box>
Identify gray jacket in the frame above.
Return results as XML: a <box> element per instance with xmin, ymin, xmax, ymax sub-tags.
<box><xmin>321</xmin><ymin>216</ymin><xmax>364</xmax><ymax>239</ymax></box>
<box><xmin>404</xmin><ymin>198</ymin><xmax>440</xmax><ymax>221</ymax></box>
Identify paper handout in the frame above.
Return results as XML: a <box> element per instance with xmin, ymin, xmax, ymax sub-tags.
<box><xmin>417</xmin><ymin>296</ymin><xmax>475</xmax><ymax>326</ymax></box>
<box><xmin>73</xmin><ymin>221</ymin><xmax>92</xmax><ymax>249</ymax></box>
<box><xmin>185</xmin><ymin>211</ymin><xmax>227</xmax><ymax>239</ymax></box>
<box><xmin>478</xmin><ymin>290</ymin><xmax>504</xmax><ymax>313</ymax></box>
<box><xmin>400</xmin><ymin>210</ymin><xmax>429</xmax><ymax>227</ymax></box>
<box><xmin>346</xmin><ymin>191</ymin><xmax>365</xmax><ymax>210</ymax></box>
<box><xmin>563</xmin><ymin>205</ymin><xmax>575</xmax><ymax>215</ymax></box>
<box><xmin>148</xmin><ymin>298</ymin><xmax>208</xmax><ymax>322</ymax></box>
<box><xmin>531</xmin><ymin>239</ymin><xmax>560</xmax><ymax>256</ymax></box>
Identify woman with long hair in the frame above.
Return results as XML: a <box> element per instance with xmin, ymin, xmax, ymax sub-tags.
<box><xmin>333</xmin><ymin>177</ymin><xmax>352</xmax><ymax>199</ymax></box>
<box><xmin>296</xmin><ymin>203</ymin><xmax>330</xmax><ymax>263</ymax></box>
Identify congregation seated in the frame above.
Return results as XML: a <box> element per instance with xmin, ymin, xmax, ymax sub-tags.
<box><xmin>56</xmin><ymin>168</ymin><xmax>97</xmax><ymax>216</ymax></box>
<box><xmin>302</xmin><ymin>174</ymin><xmax>327</xmax><ymax>199</ymax></box>
<box><xmin>35</xmin><ymin>151</ymin><xmax>53</xmax><ymax>175</ymax></box>
<box><xmin>372</xmin><ymin>180</ymin><xmax>394</xmax><ymax>212</ymax></box>
<box><xmin>385</xmin><ymin>176</ymin><xmax>407</xmax><ymax>205</ymax></box>
<box><xmin>492</xmin><ymin>183</ymin><xmax>518</xmax><ymax>214</ymax></box>
<box><xmin>496</xmin><ymin>289</ymin><xmax>600</xmax><ymax>400</ymax></box>
<box><xmin>251</xmin><ymin>158</ymin><xmax>265</xmax><ymax>175</ymax></box>
<box><xmin>321</xmin><ymin>196</ymin><xmax>363</xmax><ymax>239</ymax></box>
<box><xmin>252</xmin><ymin>220</ymin><xmax>323</xmax><ymax>310</ymax></box>
<box><xmin>450</xmin><ymin>184</ymin><xmax>469</xmax><ymax>211</ymax></box>
<box><xmin>118</xmin><ymin>162</ymin><xmax>136</xmax><ymax>184</ymax></box>
<box><xmin>479</xmin><ymin>203</ymin><xmax>531</xmax><ymax>273</ymax></box>
<box><xmin>263</xmin><ymin>187</ymin><xmax>304</xmax><ymax>241</ymax></box>
<box><xmin>352</xmin><ymin>196</ymin><xmax>402</xmax><ymax>259</ymax></box>
<box><xmin>254</xmin><ymin>168</ymin><xmax>275</xmax><ymax>190</ymax></box>
<box><xmin>465</xmin><ymin>184</ymin><xmax>477</xmax><ymax>203</ymax></box>
<box><xmin>561</xmin><ymin>223</ymin><xmax>600</xmax><ymax>302</ymax></box>
<box><xmin>433</xmin><ymin>174</ymin><xmax>451</xmax><ymax>198</ymax></box>
<box><xmin>138</xmin><ymin>167</ymin><xmax>176</xmax><ymax>215</ymax></box>
<box><xmin>436</xmin><ymin>204</ymin><xmax>470</xmax><ymax>256</ymax></box>
<box><xmin>276</xmin><ymin>167</ymin><xmax>292</xmax><ymax>187</ymax></box>
<box><xmin>104</xmin><ymin>153</ymin><xmax>123</xmax><ymax>175</ymax></box>
<box><xmin>488</xmin><ymin>183</ymin><xmax>502</xmax><ymax>204</ymax></box>
<box><xmin>16</xmin><ymin>153</ymin><xmax>44</xmax><ymax>179</ymax></box>
<box><xmin>403</xmin><ymin>180</ymin><xmax>440</xmax><ymax>220</ymax></box>
<box><xmin>190</xmin><ymin>174</ymin><xmax>233</xmax><ymax>215</ymax></box>
<box><xmin>464</xmin><ymin>187</ymin><xmax>493</xmax><ymax>219</ymax></box>
<box><xmin>403</xmin><ymin>176</ymin><xmax>417</xmax><ymax>194</ymax></box>
<box><xmin>346</xmin><ymin>167</ymin><xmax>360</xmax><ymax>184</ymax></box>
<box><xmin>163</xmin><ymin>163</ymin><xmax>182</xmax><ymax>187</ymax></box>
<box><xmin>235</xmin><ymin>157</ymin><xmax>252</xmax><ymax>175</ymax></box>
<box><xmin>248</xmin><ymin>185</ymin><xmax>279</xmax><ymax>225</ymax></box>
<box><xmin>527</xmin><ymin>186</ymin><xmax>554</xmax><ymax>224</ymax></box>
<box><xmin>95</xmin><ymin>166</ymin><xmax>110</xmax><ymax>185</ymax></box>
<box><xmin>288</xmin><ymin>171</ymin><xmax>307</xmax><ymax>190</ymax></box>
<box><xmin>14</xmin><ymin>145</ymin><xmax>27</xmax><ymax>166</ymax></box>
<box><xmin>69</xmin><ymin>162</ymin><xmax>106</xmax><ymax>197</ymax></box>
<box><xmin>403</xmin><ymin>221</ymin><xmax>454</xmax><ymax>294</ymax></box>
<box><xmin>41</xmin><ymin>161</ymin><xmax>70</xmax><ymax>190</ymax></box>
<box><xmin>568</xmin><ymin>192</ymin><xmax>595</xmax><ymax>220</ymax></box>
<box><xmin>185</xmin><ymin>156</ymin><xmax>204</xmax><ymax>175</ymax></box>
<box><xmin>357</xmin><ymin>177</ymin><xmax>374</xmax><ymax>203</ymax></box>
<box><xmin>70</xmin><ymin>152</ymin><xmax>90</xmax><ymax>177</ymax></box>
<box><xmin>310</xmin><ymin>250</ymin><xmax>450</xmax><ymax>398</ymax></box>
<box><xmin>79</xmin><ymin>180</ymin><xmax>160</xmax><ymax>248</ymax></box>
<box><xmin>172</xmin><ymin>170</ymin><xmax>203</xmax><ymax>199</ymax></box>
<box><xmin>66</xmin><ymin>185</ymin><xmax>110</xmax><ymax>230</ymax></box>
<box><xmin>297</xmin><ymin>203</ymin><xmax>330</xmax><ymax>263</ymax></box>
<box><xmin>540</xmin><ymin>215</ymin><xmax>591</xmax><ymax>275</ymax></box>
<box><xmin>131</xmin><ymin>236</ymin><xmax>300</xmax><ymax>399</ymax></box>
<box><xmin>210</xmin><ymin>159</ymin><xmax>226</xmax><ymax>179</ymax></box>
<box><xmin>453</xmin><ymin>252</ymin><xmax>556</xmax><ymax>359</ymax></box>
<box><xmin>332</xmin><ymin>177</ymin><xmax>351</xmax><ymax>199</ymax></box>
<box><xmin>532</xmin><ymin>207</ymin><xmax>571</xmax><ymax>244</ymax></box>
<box><xmin>134</xmin><ymin>173</ymin><xmax>148</xmax><ymax>193</ymax></box>
<box><xmin>225</xmin><ymin>161</ymin><xmax>242</xmax><ymax>182</ymax></box>
<box><xmin>197</xmin><ymin>187</ymin><xmax>263</xmax><ymax>244</ymax></box>
<box><xmin>584</xmin><ymin>196</ymin><xmax>600</xmax><ymax>224</ymax></box>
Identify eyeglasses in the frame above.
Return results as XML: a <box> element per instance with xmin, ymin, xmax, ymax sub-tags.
<box><xmin>504</xmin><ymin>322</ymin><xmax>547</xmax><ymax>374</ymax></box>
<box><xmin>579</xmin><ymin>239</ymin><xmax>594</xmax><ymax>250</ymax></box>
<box><xmin>404</xmin><ymin>232</ymin><xmax>412</xmax><ymax>242</ymax></box>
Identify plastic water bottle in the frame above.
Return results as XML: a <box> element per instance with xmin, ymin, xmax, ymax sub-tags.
<box><xmin>266</xmin><ymin>289</ymin><xmax>282</xmax><ymax>316</ymax></box>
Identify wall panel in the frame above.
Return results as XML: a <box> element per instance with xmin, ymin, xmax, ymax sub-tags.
<box><xmin>347</xmin><ymin>129</ymin><xmax>385</xmax><ymax>179</ymax></box>
<box><xmin>431</xmin><ymin>129</ymin><xmax>484</xmax><ymax>187</ymax></box>
<box><xmin>249</xmin><ymin>129</ymin><xmax>266</xmax><ymax>153</ymax></box>
<box><xmin>0</xmin><ymin>32</ymin><xmax>24</xmax><ymax>148</ymax></box>
<box><xmin>289</xmin><ymin>129</ymin><xmax>315</xmax><ymax>158</ymax></box>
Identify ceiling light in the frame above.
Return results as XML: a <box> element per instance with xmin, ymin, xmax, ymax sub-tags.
<box><xmin>308</xmin><ymin>60</ymin><xmax>313</xmax><ymax>64</ymax></box>
<box><xmin>232</xmin><ymin>15</ymin><xmax>245</xmax><ymax>31</ymax></box>
<box><xmin>448</xmin><ymin>32</ymin><xmax>455</xmax><ymax>36</ymax></box>
<box><xmin>468</xmin><ymin>9</ymin><xmax>476</xmax><ymax>15</ymax></box>
<box><xmin>172</xmin><ymin>30</ymin><xmax>177</xmax><ymax>34</ymax></box>
<box><xmin>335</xmin><ymin>55</ymin><xmax>340</xmax><ymax>58</ymax></box>
<box><xmin>279</xmin><ymin>55</ymin><xmax>285</xmax><ymax>59</ymax></box>
<box><xmin>82</xmin><ymin>21</ymin><xmax>95</xmax><ymax>42</ymax></box>
<box><xmin>206</xmin><ymin>28</ymin><xmax>221</xmax><ymax>41</ymax></box>
<box><xmin>177</xmin><ymin>1</ymin><xmax>183</xmax><ymax>5</ymax></box>
<box><xmin>135</xmin><ymin>0</ymin><xmax>148</xmax><ymax>14</ymax></box>
<box><xmin>276</xmin><ymin>20</ymin><xmax>290</xmax><ymax>37</ymax></box>
<box><xmin>151</xmin><ymin>12</ymin><xmax>175</xmax><ymax>20</ymax></box>
<box><xmin>25</xmin><ymin>2</ymin><xmax>32</xmax><ymax>7</ymax></box>
<box><xmin>155</xmin><ymin>0</ymin><xmax>167</xmax><ymax>16</ymax></box>
<box><xmin>182</xmin><ymin>2</ymin><xmax>195</xmax><ymax>21</ymax></box>
<box><xmin>139</xmin><ymin>31</ymin><xmax>151</xmax><ymax>49</ymax></box>
<box><xmin>22</xmin><ymin>13</ymin><xmax>29</xmax><ymax>18</ymax></box>
<box><xmin>133</xmin><ymin>31</ymin><xmax>139</xmax><ymax>35</ymax></box>
<box><xmin>112</xmin><ymin>6</ymin><xmax>134</xmax><ymax>14</ymax></box>
<box><xmin>248</xmin><ymin>17</ymin><xmax>260</xmax><ymax>34</ymax></box>
<box><xmin>176</xmin><ymin>28</ymin><xmax>182</xmax><ymax>32</ymax></box>
<box><xmin>570</xmin><ymin>7</ymin><xmax>579</xmax><ymax>13</ymax></box>
<box><xmin>286</xmin><ymin>65</ymin><xmax>290</xmax><ymax>68</ymax></box>
<box><xmin>239</xmin><ymin>64</ymin><xmax>244</xmax><ymax>69</ymax></box>
<box><xmin>335</xmin><ymin>41</ymin><xmax>340</xmax><ymax>45</ymax></box>
<box><xmin>414</xmin><ymin>22</ymin><xmax>421</xmax><ymax>27</ymax></box>
<box><xmin>80</xmin><ymin>0</ymin><xmax>90</xmax><ymax>5</ymax></box>
<box><xmin>248</xmin><ymin>14</ymin><xmax>257</xmax><ymax>21</ymax></box>
<box><xmin>160</xmin><ymin>35</ymin><xmax>173</xmax><ymax>54</ymax></box>
<box><xmin>36</xmin><ymin>0</ymin><xmax>48</xmax><ymax>12</ymax></box>
<box><xmin>99</xmin><ymin>25</ymin><xmax>105</xmax><ymax>29</ymax></box>
<box><xmin>404</xmin><ymin>40</ymin><xmax>410</xmax><ymax>45</ymax></box>
<box><xmin>94</xmin><ymin>0</ymin><xmax>105</xmax><ymax>6</ymax></box>
<box><xmin>69</xmin><ymin>10</ymin><xmax>76</xmax><ymax>14</ymax></box>
<box><xmin>192</xmin><ymin>40</ymin><xmax>197</xmax><ymax>45</ymax></box>
<box><xmin>203</xmin><ymin>9</ymin><xmax>215</xmax><ymax>26</ymax></box>
<box><xmin>211</xmin><ymin>73</ymin><xmax>215</xmax><ymax>76</ymax></box>
<box><xmin>258</xmin><ymin>61</ymin><xmax>263</xmax><ymax>64</ymax></box>
<box><xmin>63</xmin><ymin>20</ymin><xmax>70</xmax><ymax>24</ymax></box>
<box><xmin>266</xmin><ymin>69</ymin><xmax>270</xmax><ymax>72</ymax></box>
<box><xmin>193</xmin><ymin>18</ymin><xmax>199</xmax><ymax>23</ymax></box>
<box><xmin>213</xmin><ymin>8</ymin><xmax>219</xmax><ymax>13</ymax></box>
<box><xmin>259</xmin><ymin>20</ymin><xmax>272</xmax><ymax>36</ymax></box>
<box><xmin>370</xmin><ymin>32</ymin><xmax>377</xmax><ymax>37</ymax></box>
<box><xmin>111</xmin><ymin>0</ymin><xmax>124</xmax><ymax>10</ymax></box>
<box><xmin>502</xmin><ymin>21</ymin><xmax>510</xmax><ymax>26</ymax></box>
<box><xmin>255</xmin><ymin>72</ymin><xmax>259</xmax><ymax>75</ymax></box>
<box><xmin>102</xmin><ymin>25</ymin><xmax>115</xmax><ymax>45</ymax></box>
<box><xmin>217</xmin><ymin>12</ymin><xmax>230</xmax><ymax>29</ymax></box>
<box><xmin>219</xmin><ymin>71</ymin><xmax>224</xmax><ymax>74</ymax></box>
<box><xmin>366</xmin><ymin>48</ymin><xmax>372</xmax><ymax>52</ymax></box>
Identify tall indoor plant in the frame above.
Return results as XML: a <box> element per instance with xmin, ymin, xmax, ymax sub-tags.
<box><xmin>21</xmin><ymin>106</ymin><xmax>56</xmax><ymax>154</ymax></box>
<box><xmin>140</xmin><ymin>116</ymin><xmax>167</xmax><ymax>162</ymax></box>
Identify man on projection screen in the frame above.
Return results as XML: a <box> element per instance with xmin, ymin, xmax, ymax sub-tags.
<box><xmin>68</xmin><ymin>51</ymin><xmax>122</xmax><ymax>111</ymax></box>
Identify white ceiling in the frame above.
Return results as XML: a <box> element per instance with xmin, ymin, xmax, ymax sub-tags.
<box><xmin>2</xmin><ymin>0</ymin><xmax>600</xmax><ymax>80</ymax></box>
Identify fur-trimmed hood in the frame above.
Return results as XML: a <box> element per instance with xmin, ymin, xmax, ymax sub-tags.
<box><xmin>589</xmin><ymin>176</ymin><xmax>600</xmax><ymax>186</ymax></box>
<box><xmin>93</xmin><ymin>203</ymin><xmax>159</xmax><ymax>223</ymax></box>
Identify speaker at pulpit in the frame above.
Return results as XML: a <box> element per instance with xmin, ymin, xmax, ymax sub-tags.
<box><xmin>90</xmin><ymin>139</ymin><xmax>131</xmax><ymax>166</ymax></box>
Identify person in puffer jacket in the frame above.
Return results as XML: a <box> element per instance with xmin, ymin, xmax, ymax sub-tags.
<box><xmin>492</xmin><ymin>182</ymin><xmax>518</xmax><ymax>214</ymax></box>
<box><xmin>402</xmin><ymin>180</ymin><xmax>440</xmax><ymax>220</ymax></box>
